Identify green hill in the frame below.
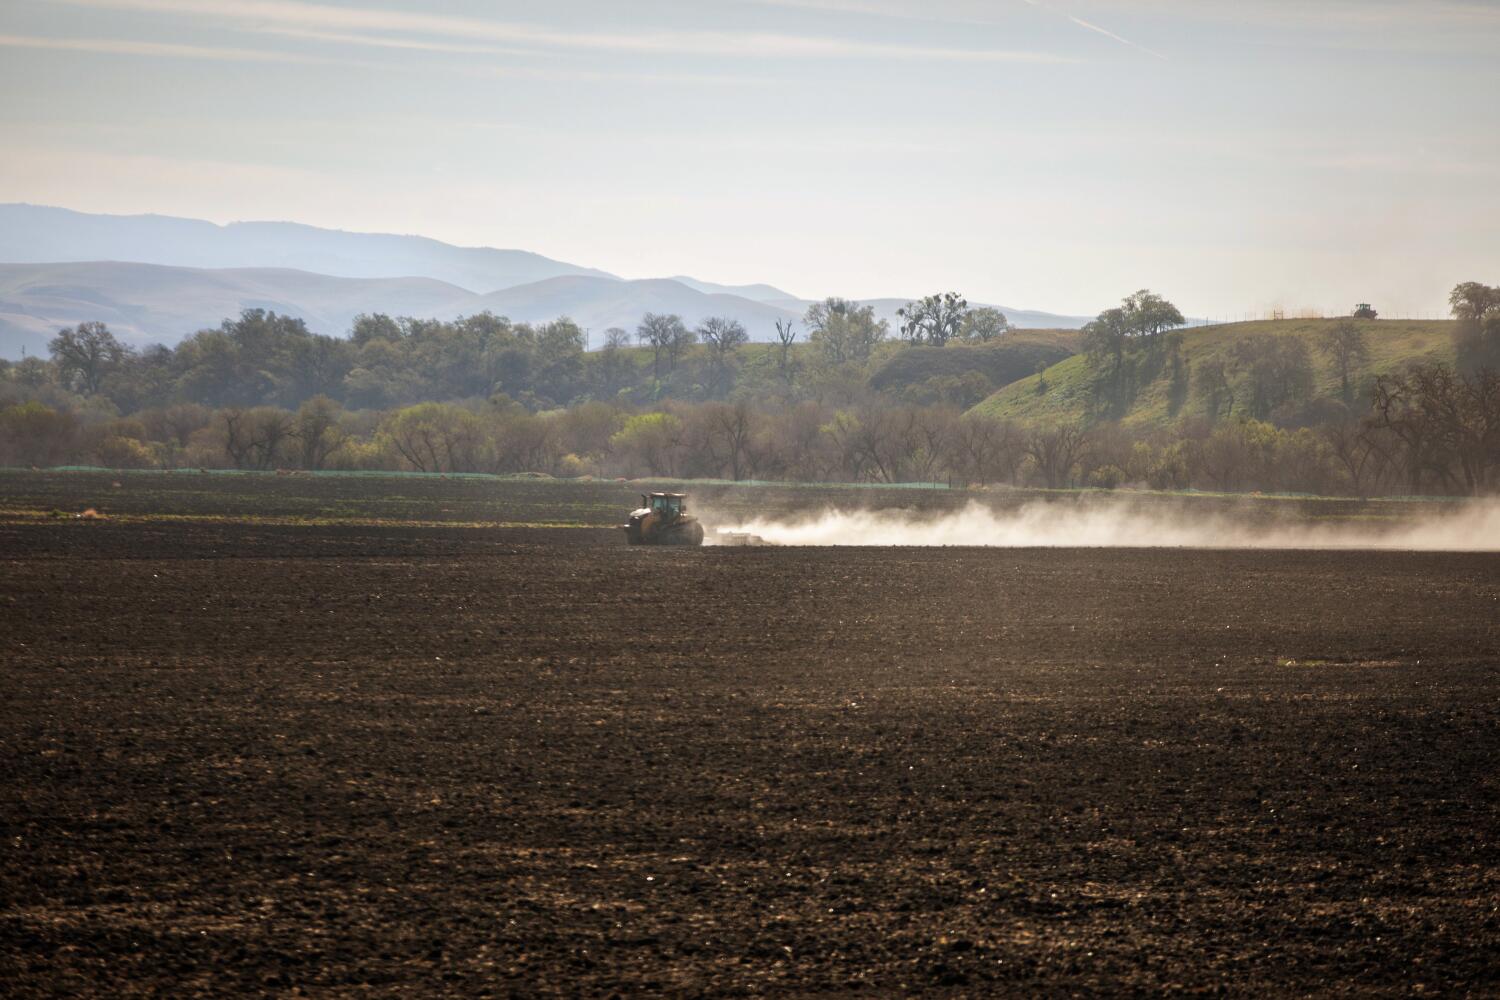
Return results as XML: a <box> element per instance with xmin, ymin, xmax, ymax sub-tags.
<box><xmin>868</xmin><ymin>329</ymin><xmax>1080</xmax><ymax>398</ymax></box>
<box><xmin>969</xmin><ymin>318</ymin><xmax>1457</xmax><ymax>427</ymax></box>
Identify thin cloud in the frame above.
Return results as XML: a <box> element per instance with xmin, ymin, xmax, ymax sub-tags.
<box><xmin>260</xmin><ymin>30</ymin><xmax>774</xmax><ymax>85</ymax></box>
<box><xmin>2</xmin><ymin>144</ymin><xmax>322</xmax><ymax>189</ymax></box>
<box><xmin>0</xmin><ymin>28</ymin><xmax>768</xmax><ymax>88</ymax></box>
<box><xmin>1019</xmin><ymin>0</ymin><xmax>1166</xmax><ymax>60</ymax></box>
<box><xmin>451</xmin><ymin>63</ymin><xmax>775</xmax><ymax>88</ymax></box>
<box><xmin>54</xmin><ymin>0</ymin><xmax>1074</xmax><ymax>62</ymax></box>
<box><xmin>1066</xmin><ymin>14</ymin><xmax>1166</xmax><ymax>60</ymax></box>
<box><xmin>749</xmin><ymin>0</ymin><xmax>1005</xmax><ymax>24</ymax></box>
<box><xmin>0</xmin><ymin>31</ymin><xmax>327</xmax><ymax>63</ymax></box>
<box><xmin>753</xmin><ymin>0</ymin><xmax>913</xmax><ymax>14</ymax></box>
<box><xmin>260</xmin><ymin>27</ymin><xmax>537</xmax><ymax>58</ymax></box>
<box><xmin>1102</xmin><ymin>0</ymin><xmax>1500</xmax><ymax>32</ymax></box>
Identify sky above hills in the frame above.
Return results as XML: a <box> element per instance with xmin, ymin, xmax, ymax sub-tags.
<box><xmin>2</xmin><ymin>0</ymin><xmax>1497</xmax><ymax>320</ymax></box>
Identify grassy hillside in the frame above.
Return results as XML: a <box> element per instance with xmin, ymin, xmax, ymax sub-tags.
<box><xmin>868</xmin><ymin>329</ymin><xmax>1081</xmax><ymax>397</ymax></box>
<box><xmin>970</xmin><ymin>318</ymin><xmax>1456</xmax><ymax>427</ymax></box>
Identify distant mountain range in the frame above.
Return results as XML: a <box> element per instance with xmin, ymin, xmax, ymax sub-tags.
<box><xmin>0</xmin><ymin>204</ymin><xmax>616</xmax><ymax>291</ymax></box>
<box><xmin>0</xmin><ymin>204</ymin><xmax>1095</xmax><ymax>358</ymax></box>
<box><xmin>0</xmin><ymin>262</ymin><xmax>473</xmax><ymax>357</ymax></box>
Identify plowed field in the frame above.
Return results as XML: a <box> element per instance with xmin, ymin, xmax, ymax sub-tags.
<box><xmin>1</xmin><ymin>472</ymin><xmax>1497</xmax><ymax>995</ymax></box>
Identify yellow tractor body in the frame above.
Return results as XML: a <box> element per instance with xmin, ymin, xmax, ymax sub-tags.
<box><xmin>622</xmin><ymin>492</ymin><xmax>705</xmax><ymax>546</ymax></box>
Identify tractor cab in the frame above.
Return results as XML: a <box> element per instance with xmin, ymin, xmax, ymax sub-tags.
<box><xmin>645</xmin><ymin>492</ymin><xmax>685</xmax><ymax>519</ymax></box>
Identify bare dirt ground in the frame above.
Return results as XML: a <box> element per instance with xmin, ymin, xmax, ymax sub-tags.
<box><xmin>1</xmin><ymin>472</ymin><xmax>1498</xmax><ymax>995</ymax></box>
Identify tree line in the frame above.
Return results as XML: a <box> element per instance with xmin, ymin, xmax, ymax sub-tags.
<box><xmin>10</xmin><ymin>292</ymin><xmax>1014</xmax><ymax>418</ymax></box>
<box><xmin>3</xmin><ymin>382</ymin><xmax>1496</xmax><ymax>497</ymax></box>
<box><xmin>3</xmin><ymin>283</ymin><xmax>1498</xmax><ymax>496</ymax></box>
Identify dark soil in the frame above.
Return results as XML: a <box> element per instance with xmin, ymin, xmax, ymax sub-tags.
<box><xmin>1</xmin><ymin>475</ymin><xmax>1498</xmax><ymax>995</ymax></box>
<box><xmin>0</xmin><ymin>468</ymin><xmax>1463</xmax><ymax>532</ymax></box>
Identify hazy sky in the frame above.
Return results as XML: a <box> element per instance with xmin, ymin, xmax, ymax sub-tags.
<box><xmin>2</xmin><ymin>0</ymin><xmax>1497</xmax><ymax>317</ymax></box>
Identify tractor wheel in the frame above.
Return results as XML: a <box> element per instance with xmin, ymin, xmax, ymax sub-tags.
<box><xmin>660</xmin><ymin>522</ymin><xmax>703</xmax><ymax>546</ymax></box>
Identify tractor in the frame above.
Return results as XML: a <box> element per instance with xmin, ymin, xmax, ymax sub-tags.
<box><xmin>1353</xmin><ymin>303</ymin><xmax>1378</xmax><ymax>320</ymax></box>
<box><xmin>622</xmin><ymin>491</ymin><xmax>705</xmax><ymax>546</ymax></box>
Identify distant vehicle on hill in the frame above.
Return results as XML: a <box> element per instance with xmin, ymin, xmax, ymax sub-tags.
<box><xmin>1353</xmin><ymin>303</ymin><xmax>1378</xmax><ymax>320</ymax></box>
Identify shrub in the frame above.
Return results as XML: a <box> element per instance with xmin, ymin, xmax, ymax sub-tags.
<box><xmin>1088</xmin><ymin>465</ymin><xmax>1126</xmax><ymax>490</ymax></box>
<box><xmin>0</xmin><ymin>402</ymin><xmax>81</xmax><ymax>467</ymax></box>
<box><xmin>94</xmin><ymin>435</ymin><xmax>157</xmax><ymax>469</ymax></box>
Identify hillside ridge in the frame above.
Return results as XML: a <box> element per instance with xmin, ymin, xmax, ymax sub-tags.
<box><xmin>971</xmin><ymin>318</ymin><xmax>1458</xmax><ymax>427</ymax></box>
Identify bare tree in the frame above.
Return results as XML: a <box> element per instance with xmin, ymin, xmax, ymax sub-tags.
<box><xmin>691</xmin><ymin>401</ymin><xmax>761</xmax><ymax>480</ymax></box>
<box><xmin>1369</xmin><ymin>374</ymin><xmax>1442</xmax><ymax>495</ymax></box>
<box><xmin>774</xmin><ymin>318</ymin><xmax>798</xmax><ymax>382</ymax></box>
<box><xmin>1022</xmin><ymin>424</ymin><xmax>1088</xmax><ymax>489</ymax></box>
<box><xmin>636</xmin><ymin>313</ymin><xmax>688</xmax><ymax>380</ymax></box>
<box><xmin>295</xmin><ymin>395</ymin><xmax>346</xmax><ymax>470</ymax></box>
<box><xmin>220</xmin><ymin>409</ymin><xmax>255</xmax><ymax>469</ymax></box>
<box><xmin>1320</xmin><ymin>418</ymin><xmax>1391</xmax><ymax>499</ymax></box>
<box><xmin>946</xmin><ymin>415</ymin><xmax>1001</xmax><ymax>486</ymax></box>
<box><xmin>696</xmin><ymin>317</ymin><xmax>749</xmax><ymax>395</ymax></box>
<box><xmin>1188</xmin><ymin>426</ymin><xmax>1242</xmax><ymax>492</ymax></box>
<box><xmin>755</xmin><ymin>401</ymin><xmax>832</xmax><ymax>481</ymax></box>
<box><xmin>140</xmin><ymin>403</ymin><xmax>212</xmax><ymax>452</ymax></box>
<box><xmin>821</xmin><ymin>410</ymin><xmax>873</xmax><ymax>482</ymax></box>
<box><xmin>1369</xmin><ymin>363</ymin><xmax>1500</xmax><ymax>495</ymax></box>
<box><xmin>381</xmin><ymin>403</ymin><xmax>487</xmax><ymax>473</ymax></box>
<box><xmin>844</xmin><ymin>406</ymin><xmax>949</xmax><ymax>483</ymax></box>
<box><xmin>249</xmin><ymin>408</ymin><xmax>297</xmax><ymax>470</ymax></box>
<box><xmin>596</xmin><ymin>327</ymin><xmax>633</xmax><ymax>396</ymax></box>
<box><xmin>221</xmin><ymin>407</ymin><xmax>296</xmax><ymax>470</ymax></box>
<box><xmin>911</xmin><ymin>407</ymin><xmax>955</xmax><ymax>483</ymax></box>
<box><xmin>492</xmin><ymin>410</ymin><xmax>559</xmax><ymax>474</ymax></box>
<box><xmin>666</xmin><ymin>322</ymin><xmax>698</xmax><ymax>374</ymax></box>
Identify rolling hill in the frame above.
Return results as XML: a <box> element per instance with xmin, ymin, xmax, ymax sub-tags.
<box><xmin>0</xmin><ymin>259</ymin><xmax>1098</xmax><ymax>359</ymax></box>
<box><xmin>666</xmin><ymin>275</ymin><xmax>798</xmax><ymax>302</ymax></box>
<box><xmin>868</xmin><ymin>331</ymin><xmax>1082</xmax><ymax>398</ymax></box>
<box><xmin>0</xmin><ymin>262</ymin><xmax>820</xmax><ymax>357</ymax></box>
<box><xmin>970</xmin><ymin>318</ymin><xmax>1459</xmax><ymax>427</ymax></box>
<box><xmin>852</xmin><ymin>298</ymin><xmax>1095</xmax><ymax>337</ymax></box>
<box><xmin>0</xmin><ymin>204</ymin><xmax>1102</xmax><ymax>358</ymax></box>
<box><xmin>0</xmin><ymin>262</ymin><xmax>480</xmax><ymax>356</ymax></box>
<box><xmin>475</xmin><ymin>276</ymin><xmax>803</xmax><ymax>338</ymax></box>
<box><xmin>0</xmin><ymin>204</ymin><xmax>614</xmax><ymax>291</ymax></box>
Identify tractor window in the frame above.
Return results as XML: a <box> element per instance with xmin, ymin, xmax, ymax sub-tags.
<box><xmin>649</xmin><ymin>496</ymin><xmax>682</xmax><ymax>516</ymax></box>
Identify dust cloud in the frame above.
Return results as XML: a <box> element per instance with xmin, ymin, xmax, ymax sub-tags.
<box><xmin>708</xmin><ymin>499</ymin><xmax>1500</xmax><ymax>551</ymax></box>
